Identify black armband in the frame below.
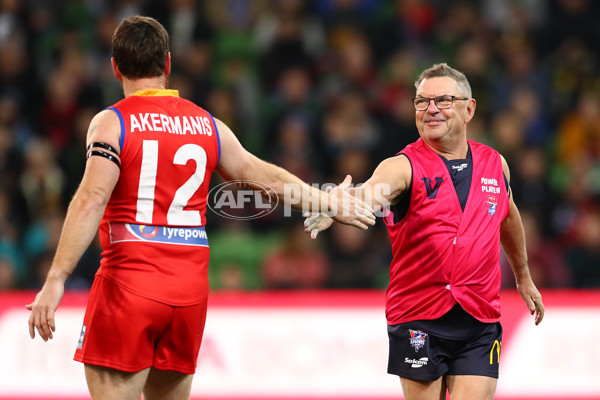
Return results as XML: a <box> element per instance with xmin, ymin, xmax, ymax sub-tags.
<box><xmin>87</xmin><ymin>142</ymin><xmax>119</xmax><ymax>155</ymax></box>
<box><xmin>87</xmin><ymin>150</ymin><xmax>121</xmax><ymax>167</ymax></box>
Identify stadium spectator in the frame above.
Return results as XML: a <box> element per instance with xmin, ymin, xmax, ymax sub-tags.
<box><xmin>207</xmin><ymin>219</ymin><xmax>281</xmax><ymax>289</ymax></box>
<box><xmin>256</xmin><ymin>3</ymin><xmax>317</xmax><ymax>92</ymax></box>
<box><xmin>510</xmin><ymin>147</ymin><xmax>557</xmax><ymax>235</ymax></box>
<box><xmin>305</xmin><ymin>63</ymin><xmax>545</xmax><ymax>400</ymax></box>
<box><xmin>556</xmin><ymin>90</ymin><xmax>600</xmax><ymax>165</ymax></box>
<box><xmin>262</xmin><ymin>220</ymin><xmax>329</xmax><ymax>289</ymax></box>
<box><xmin>19</xmin><ymin>138</ymin><xmax>65</xmax><ymax>220</ymax></box>
<box><xmin>565</xmin><ymin>208</ymin><xmax>600</xmax><ymax>288</ymax></box>
<box><xmin>0</xmin><ymin>256</ymin><xmax>17</xmax><ymax>289</ymax></box>
<box><xmin>0</xmin><ymin>188</ymin><xmax>25</xmax><ymax>286</ymax></box>
<box><xmin>266</xmin><ymin>113</ymin><xmax>322</xmax><ymax>184</ymax></box>
<box><xmin>501</xmin><ymin>209</ymin><xmax>572</xmax><ymax>289</ymax></box>
<box><xmin>324</xmin><ymin>221</ymin><xmax>389</xmax><ymax>289</ymax></box>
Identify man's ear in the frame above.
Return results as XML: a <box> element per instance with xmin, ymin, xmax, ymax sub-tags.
<box><xmin>464</xmin><ymin>98</ymin><xmax>476</xmax><ymax>124</ymax></box>
<box><xmin>164</xmin><ymin>52</ymin><xmax>171</xmax><ymax>76</ymax></box>
<box><xmin>111</xmin><ymin>57</ymin><xmax>122</xmax><ymax>80</ymax></box>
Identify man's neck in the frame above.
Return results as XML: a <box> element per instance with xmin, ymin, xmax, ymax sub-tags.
<box><xmin>122</xmin><ymin>76</ymin><xmax>168</xmax><ymax>97</ymax></box>
<box><xmin>425</xmin><ymin>136</ymin><xmax>469</xmax><ymax>160</ymax></box>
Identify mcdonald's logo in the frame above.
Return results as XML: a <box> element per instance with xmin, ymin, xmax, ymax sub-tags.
<box><xmin>489</xmin><ymin>340</ymin><xmax>501</xmax><ymax>364</ymax></box>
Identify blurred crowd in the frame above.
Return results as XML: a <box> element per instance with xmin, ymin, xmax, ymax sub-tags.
<box><xmin>0</xmin><ymin>0</ymin><xmax>599</xmax><ymax>291</ymax></box>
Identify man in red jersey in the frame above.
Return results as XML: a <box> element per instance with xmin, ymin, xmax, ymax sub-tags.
<box><xmin>305</xmin><ymin>63</ymin><xmax>544</xmax><ymax>400</ymax></box>
<box><xmin>26</xmin><ymin>16</ymin><xmax>374</xmax><ymax>400</ymax></box>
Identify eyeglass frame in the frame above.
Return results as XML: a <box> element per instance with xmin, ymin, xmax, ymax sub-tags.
<box><xmin>412</xmin><ymin>95</ymin><xmax>470</xmax><ymax>111</ymax></box>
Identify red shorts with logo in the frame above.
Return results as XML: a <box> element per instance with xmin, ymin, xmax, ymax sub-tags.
<box><xmin>74</xmin><ymin>275</ymin><xmax>207</xmax><ymax>374</ymax></box>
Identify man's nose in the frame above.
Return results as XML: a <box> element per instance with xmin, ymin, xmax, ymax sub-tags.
<box><xmin>426</xmin><ymin>99</ymin><xmax>440</xmax><ymax>113</ymax></box>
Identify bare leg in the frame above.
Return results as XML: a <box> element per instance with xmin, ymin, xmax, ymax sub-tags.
<box><xmin>142</xmin><ymin>368</ymin><xmax>194</xmax><ymax>400</ymax></box>
<box><xmin>84</xmin><ymin>364</ymin><xmax>150</xmax><ymax>400</ymax></box>
<box><xmin>446</xmin><ymin>375</ymin><xmax>497</xmax><ymax>400</ymax></box>
<box><xmin>400</xmin><ymin>376</ymin><xmax>447</xmax><ymax>400</ymax></box>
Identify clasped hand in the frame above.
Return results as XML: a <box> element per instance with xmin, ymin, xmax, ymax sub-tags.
<box><xmin>304</xmin><ymin>175</ymin><xmax>375</xmax><ymax>239</ymax></box>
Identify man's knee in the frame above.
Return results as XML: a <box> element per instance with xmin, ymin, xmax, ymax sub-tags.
<box><xmin>400</xmin><ymin>376</ymin><xmax>446</xmax><ymax>400</ymax></box>
<box><xmin>446</xmin><ymin>374</ymin><xmax>497</xmax><ymax>400</ymax></box>
<box><xmin>143</xmin><ymin>368</ymin><xmax>194</xmax><ymax>400</ymax></box>
<box><xmin>84</xmin><ymin>364</ymin><xmax>149</xmax><ymax>400</ymax></box>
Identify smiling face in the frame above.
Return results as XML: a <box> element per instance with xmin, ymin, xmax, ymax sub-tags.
<box><xmin>414</xmin><ymin>76</ymin><xmax>476</xmax><ymax>152</ymax></box>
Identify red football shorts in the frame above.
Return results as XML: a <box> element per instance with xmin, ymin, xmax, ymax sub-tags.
<box><xmin>74</xmin><ymin>275</ymin><xmax>207</xmax><ymax>374</ymax></box>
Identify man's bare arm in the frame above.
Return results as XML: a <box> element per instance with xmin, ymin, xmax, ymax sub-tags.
<box><xmin>499</xmin><ymin>155</ymin><xmax>544</xmax><ymax>325</ymax></box>
<box><xmin>215</xmin><ymin>118</ymin><xmax>375</xmax><ymax>229</ymax></box>
<box><xmin>350</xmin><ymin>154</ymin><xmax>412</xmax><ymax>211</ymax></box>
<box><xmin>27</xmin><ymin>110</ymin><xmax>121</xmax><ymax>340</ymax></box>
<box><xmin>304</xmin><ymin>154</ymin><xmax>412</xmax><ymax>238</ymax></box>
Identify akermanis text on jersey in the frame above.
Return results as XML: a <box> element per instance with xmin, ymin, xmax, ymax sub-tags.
<box><xmin>129</xmin><ymin>113</ymin><xmax>213</xmax><ymax>136</ymax></box>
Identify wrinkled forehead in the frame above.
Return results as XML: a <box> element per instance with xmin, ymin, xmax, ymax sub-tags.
<box><xmin>416</xmin><ymin>77</ymin><xmax>461</xmax><ymax>97</ymax></box>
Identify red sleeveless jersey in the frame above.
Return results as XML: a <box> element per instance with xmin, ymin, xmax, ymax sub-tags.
<box><xmin>97</xmin><ymin>89</ymin><xmax>220</xmax><ymax>305</ymax></box>
<box><xmin>384</xmin><ymin>139</ymin><xmax>509</xmax><ymax>324</ymax></box>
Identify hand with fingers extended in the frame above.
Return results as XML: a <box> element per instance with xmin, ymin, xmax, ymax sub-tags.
<box><xmin>305</xmin><ymin>175</ymin><xmax>376</xmax><ymax>239</ymax></box>
<box><xmin>329</xmin><ymin>175</ymin><xmax>376</xmax><ymax>229</ymax></box>
<box><xmin>303</xmin><ymin>185</ymin><xmax>333</xmax><ymax>239</ymax></box>
<box><xmin>26</xmin><ymin>273</ymin><xmax>67</xmax><ymax>341</ymax></box>
<box><xmin>304</xmin><ymin>212</ymin><xmax>334</xmax><ymax>240</ymax></box>
<box><xmin>516</xmin><ymin>276</ymin><xmax>545</xmax><ymax>325</ymax></box>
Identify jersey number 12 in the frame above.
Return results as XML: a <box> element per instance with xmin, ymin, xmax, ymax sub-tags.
<box><xmin>136</xmin><ymin>140</ymin><xmax>207</xmax><ymax>225</ymax></box>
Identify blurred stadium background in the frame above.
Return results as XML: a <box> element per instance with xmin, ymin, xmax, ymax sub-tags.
<box><xmin>0</xmin><ymin>0</ymin><xmax>599</xmax><ymax>399</ymax></box>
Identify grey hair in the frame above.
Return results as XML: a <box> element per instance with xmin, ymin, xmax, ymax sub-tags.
<box><xmin>414</xmin><ymin>63</ymin><xmax>472</xmax><ymax>98</ymax></box>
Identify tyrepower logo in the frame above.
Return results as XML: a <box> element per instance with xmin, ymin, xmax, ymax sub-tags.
<box><xmin>208</xmin><ymin>180</ymin><xmax>278</xmax><ymax>220</ymax></box>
